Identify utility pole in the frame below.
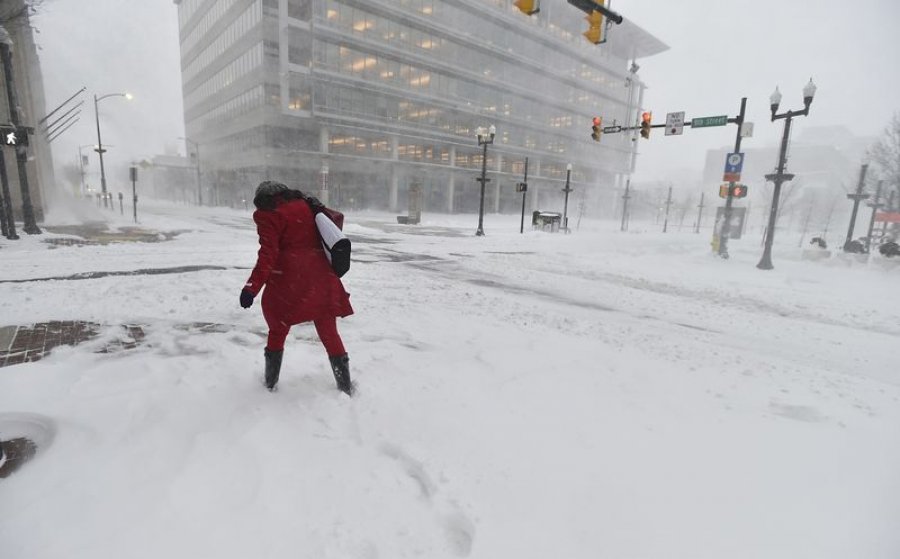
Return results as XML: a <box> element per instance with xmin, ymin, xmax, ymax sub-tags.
<box><xmin>843</xmin><ymin>163</ymin><xmax>870</xmax><ymax>251</ymax></box>
<box><xmin>718</xmin><ymin>97</ymin><xmax>747</xmax><ymax>257</ymax></box>
<box><xmin>694</xmin><ymin>192</ymin><xmax>705</xmax><ymax>233</ymax></box>
<box><xmin>865</xmin><ymin>180</ymin><xmax>884</xmax><ymax>252</ymax></box>
<box><xmin>662</xmin><ymin>185</ymin><xmax>673</xmax><ymax>233</ymax></box>
<box><xmin>620</xmin><ymin>178</ymin><xmax>631</xmax><ymax>232</ymax></box>
<box><xmin>0</xmin><ymin>26</ymin><xmax>41</xmax><ymax>234</ymax></box>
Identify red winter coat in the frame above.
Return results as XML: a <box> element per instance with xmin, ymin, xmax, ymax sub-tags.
<box><xmin>244</xmin><ymin>198</ymin><xmax>353</xmax><ymax>328</ymax></box>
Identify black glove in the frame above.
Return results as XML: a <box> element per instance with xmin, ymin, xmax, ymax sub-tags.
<box><xmin>240</xmin><ymin>289</ymin><xmax>255</xmax><ymax>309</ymax></box>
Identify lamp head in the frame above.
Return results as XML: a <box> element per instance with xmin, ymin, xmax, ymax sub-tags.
<box><xmin>802</xmin><ymin>78</ymin><xmax>816</xmax><ymax>108</ymax></box>
<box><xmin>566</xmin><ymin>163</ymin><xmax>572</xmax><ymax>171</ymax></box>
<box><xmin>488</xmin><ymin>124</ymin><xmax>496</xmax><ymax>137</ymax></box>
<box><xmin>125</xmin><ymin>93</ymin><xmax>134</xmax><ymax>100</ymax></box>
<box><xmin>769</xmin><ymin>86</ymin><xmax>782</xmax><ymax>119</ymax></box>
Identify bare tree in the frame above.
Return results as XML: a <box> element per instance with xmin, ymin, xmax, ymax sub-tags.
<box><xmin>869</xmin><ymin>112</ymin><xmax>900</xmax><ymax>209</ymax></box>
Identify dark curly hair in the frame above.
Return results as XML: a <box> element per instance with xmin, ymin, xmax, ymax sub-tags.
<box><xmin>253</xmin><ymin>181</ymin><xmax>325</xmax><ymax>212</ymax></box>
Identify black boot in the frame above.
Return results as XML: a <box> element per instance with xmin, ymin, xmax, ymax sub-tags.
<box><xmin>328</xmin><ymin>353</ymin><xmax>354</xmax><ymax>396</ymax></box>
<box><xmin>264</xmin><ymin>348</ymin><xmax>283</xmax><ymax>391</ymax></box>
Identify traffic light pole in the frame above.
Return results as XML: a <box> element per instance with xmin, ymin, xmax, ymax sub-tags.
<box><xmin>717</xmin><ymin>97</ymin><xmax>747</xmax><ymax>258</ymax></box>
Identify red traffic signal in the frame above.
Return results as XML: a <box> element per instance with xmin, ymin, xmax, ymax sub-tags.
<box><xmin>640</xmin><ymin>111</ymin><xmax>652</xmax><ymax>139</ymax></box>
<box><xmin>591</xmin><ymin>116</ymin><xmax>602</xmax><ymax>142</ymax></box>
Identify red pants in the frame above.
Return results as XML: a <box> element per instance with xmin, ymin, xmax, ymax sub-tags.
<box><xmin>266</xmin><ymin>317</ymin><xmax>346</xmax><ymax>356</ymax></box>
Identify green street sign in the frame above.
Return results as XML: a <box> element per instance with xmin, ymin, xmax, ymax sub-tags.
<box><xmin>692</xmin><ymin>115</ymin><xmax>728</xmax><ymax>128</ymax></box>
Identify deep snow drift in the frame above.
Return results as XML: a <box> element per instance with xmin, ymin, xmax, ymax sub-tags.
<box><xmin>1</xmin><ymin>200</ymin><xmax>898</xmax><ymax>559</ymax></box>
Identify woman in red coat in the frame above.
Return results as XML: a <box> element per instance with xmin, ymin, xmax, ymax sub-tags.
<box><xmin>240</xmin><ymin>181</ymin><xmax>354</xmax><ymax>394</ymax></box>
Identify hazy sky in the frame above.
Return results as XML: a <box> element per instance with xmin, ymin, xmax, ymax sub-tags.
<box><xmin>30</xmin><ymin>0</ymin><xmax>900</xmax><ymax>187</ymax></box>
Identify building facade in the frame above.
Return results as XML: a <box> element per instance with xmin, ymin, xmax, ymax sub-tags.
<box><xmin>175</xmin><ymin>0</ymin><xmax>666</xmax><ymax>213</ymax></box>
<box><xmin>0</xmin><ymin>1</ymin><xmax>54</xmax><ymax>226</ymax></box>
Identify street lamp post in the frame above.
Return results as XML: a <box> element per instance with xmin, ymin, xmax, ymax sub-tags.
<box><xmin>757</xmin><ymin>79</ymin><xmax>817</xmax><ymax>270</ymax></box>
<box><xmin>475</xmin><ymin>124</ymin><xmax>495</xmax><ymax>236</ymax></box>
<box><xmin>94</xmin><ymin>92</ymin><xmax>131</xmax><ymax>209</ymax></box>
<box><xmin>179</xmin><ymin>136</ymin><xmax>202</xmax><ymax>206</ymax></box>
<box><xmin>562</xmin><ymin>163</ymin><xmax>573</xmax><ymax>233</ymax></box>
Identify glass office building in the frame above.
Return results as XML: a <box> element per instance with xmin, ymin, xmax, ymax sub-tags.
<box><xmin>175</xmin><ymin>0</ymin><xmax>666</xmax><ymax>212</ymax></box>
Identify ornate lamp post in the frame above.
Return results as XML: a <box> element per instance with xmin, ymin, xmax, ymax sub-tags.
<box><xmin>757</xmin><ymin>79</ymin><xmax>816</xmax><ymax>270</ymax></box>
<box><xmin>94</xmin><ymin>92</ymin><xmax>132</xmax><ymax>208</ymax></box>
<box><xmin>475</xmin><ymin>125</ymin><xmax>495</xmax><ymax>236</ymax></box>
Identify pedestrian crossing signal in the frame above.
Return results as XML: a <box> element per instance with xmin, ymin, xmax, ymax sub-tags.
<box><xmin>591</xmin><ymin>116</ymin><xmax>602</xmax><ymax>142</ymax></box>
<box><xmin>0</xmin><ymin>125</ymin><xmax>29</xmax><ymax>146</ymax></box>
<box><xmin>730</xmin><ymin>184</ymin><xmax>748</xmax><ymax>198</ymax></box>
<box><xmin>720</xmin><ymin>184</ymin><xmax>748</xmax><ymax>198</ymax></box>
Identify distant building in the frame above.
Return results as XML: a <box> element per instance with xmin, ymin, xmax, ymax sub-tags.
<box><xmin>0</xmin><ymin>1</ymin><xmax>54</xmax><ymax>224</ymax></box>
<box><xmin>174</xmin><ymin>0</ymin><xmax>666</xmax><ymax>212</ymax></box>
<box><xmin>148</xmin><ymin>154</ymin><xmax>198</xmax><ymax>204</ymax></box>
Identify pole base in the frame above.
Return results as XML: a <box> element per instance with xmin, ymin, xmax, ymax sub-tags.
<box><xmin>756</xmin><ymin>257</ymin><xmax>774</xmax><ymax>270</ymax></box>
<box><xmin>475</xmin><ymin>229</ymin><xmax>485</xmax><ymax>236</ymax></box>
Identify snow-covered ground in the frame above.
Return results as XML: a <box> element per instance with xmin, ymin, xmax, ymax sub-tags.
<box><xmin>1</xmin><ymin>199</ymin><xmax>898</xmax><ymax>559</ymax></box>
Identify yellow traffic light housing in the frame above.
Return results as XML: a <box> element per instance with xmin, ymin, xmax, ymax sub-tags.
<box><xmin>591</xmin><ymin>116</ymin><xmax>602</xmax><ymax>142</ymax></box>
<box><xmin>514</xmin><ymin>0</ymin><xmax>540</xmax><ymax>15</ymax></box>
<box><xmin>718</xmin><ymin>185</ymin><xmax>729</xmax><ymax>199</ymax></box>
<box><xmin>583</xmin><ymin>9</ymin><xmax>604</xmax><ymax>44</ymax></box>
<box><xmin>640</xmin><ymin>111</ymin><xmax>652</xmax><ymax>139</ymax></box>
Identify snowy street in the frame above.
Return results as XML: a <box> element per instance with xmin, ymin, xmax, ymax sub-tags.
<box><xmin>1</xmin><ymin>200</ymin><xmax>898</xmax><ymax>558</ymax></box>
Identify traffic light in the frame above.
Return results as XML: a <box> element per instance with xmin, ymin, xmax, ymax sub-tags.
<box><xmin>730</xmin><ymin>184</ymin><xmax>748</xmax><ymax>198</ymax></box>
<box><xmin>591</xmin><ymin>116</ymin><xmax>602</xmax><ymax>142</ymax></box>
<box><xmin>718</xmin><ymin>185</ymin><xmax>729</xmax><ymax>199</ymax></box>
<box><xmin>0</xmin><ymin>125</ymin><xmax>28</xmax><ymax>147</ymax></box>
<box><xmin>583</xmin><ymin>8</ymin><xmax>604</xmax><ymax>44</ymax></box>
<box><xmin>514</xmin><ymin>0</ymin><xmax>540</xmax><ymax>15</ymax></box>
<box><xmin>640</xmin><ymin>111</ymin><xmax>652</xmax><ymax>139</ymax></box>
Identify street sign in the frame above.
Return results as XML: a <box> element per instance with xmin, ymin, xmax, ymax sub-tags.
<box><xmin>602</xmin><ymin>125</ymin><xmax>622</xmax><ymax>134</ymax></box>
<box><xmin>665</xmin><ymin>111</ymin><xmax>685</xmax><ymax>136</ymax></box>
<box><xmin>723</xmin><ymin>152</ymin><xmax>744</xmax><ymax>182</ymax></box>
<box><xmin>692</xmin><ymin>115</ymin><xmax>728</xmax><ymax>128</ymax></box>
<box><xmin>715</xmin><ymin>207</ymin><xmax>747</xmax><ymax>239</ymax></box>
<box><xmin>740</xmin><ymin>122</ymin><xmax>754</xmax><ymax>138</ymax></box>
